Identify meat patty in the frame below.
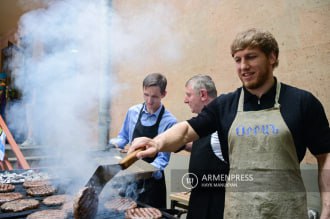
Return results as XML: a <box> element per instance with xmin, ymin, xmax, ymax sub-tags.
<box><xmin>125</xmin><ymin>207</ymin><xmax>162</xmax><ymax>219</ymax></box>
<box><xmin>104</xmin><ymin>197</ymin><xmax>137</xmax><ymax>211</ymax></box>
<box><xmin>27</xmin><ymin>209</ymin><xmax>67</xmax><ymax>219</ymax></box>
<box><xmin>26</xmin><ymin>185</ymin><xmax>56</xmax><ymax>197</ymax></box>
<box><xmin>0</xmin><ymin>183</ymin><xmax>15</xmax><ymax>193</ymax></box>
<box><xmin>125</xmin><ymin>208</ymin><xmax>162</xmax><ymax>219</ymax></box>
<box><xmin>73</xmin><ymin>187</ymin><xmax>98</xmax><ymax>219</ymax></box>
<box><xmin>42</xmin><ymin>194</ymin><xmax>69</xmax><ymax>206</ymax></box>
<box><xmin>23</xmin><ymin>180</ymin><xmax>51</xmax><ymax>188</ymax></box>
<box><xmin>0</xmin><ymin>192</ymin><xmax>23</xmax><ymax>205</ymax></box>
<box><xmin>0</xmin><ymin>198</ymin><xmax>39</xmax><ymax>212</ymax></box>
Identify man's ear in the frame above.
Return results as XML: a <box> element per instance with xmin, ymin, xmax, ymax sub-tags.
<box><xmin>161</xmin><ymin>91</ymin><xmax>167</xmax><ymax>98</ymax></box>
<box><xmin>200</xmin><ymin>89</ymin><xmax>208</xmax><ymax>101</ymax></box>
<box><xmin>269</xmin><ymin>52</ymin><xmax>277</xmax><ymax>66</ymax></box>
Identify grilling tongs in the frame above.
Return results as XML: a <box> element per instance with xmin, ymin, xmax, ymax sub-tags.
<box><xmin>74</xmin><ymin>148</ymin><xmax>144</xmax><ymax>219</ymax></box>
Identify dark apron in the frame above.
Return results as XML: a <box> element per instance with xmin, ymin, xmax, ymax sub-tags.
<box><xmin>187</xmin><ymin>135</ymin><xmax>229</xmax><ymax>219</ymax></box>
<box><xmin>132</xmin><ymin>104</ymin><xmax>167</xmax><ymax>208</ymax></box>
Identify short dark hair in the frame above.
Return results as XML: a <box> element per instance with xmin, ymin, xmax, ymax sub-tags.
<box><xmin>230</xmin><ymin>28</ymin><xmax>279</xmax><ymax>68</ymax></box>
<box><xmin>143</xmin><ymin>73</ymin><xmax>167</xmax><ymax>94</ymax></box>
<box><xmin>185</xmin><ymin>74</ymin><xmax>217</xmax><ymax>98</ymax></box>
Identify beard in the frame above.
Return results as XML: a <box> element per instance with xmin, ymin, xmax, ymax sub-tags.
<box><xmin>241</xmin><ymin>68</ymin><xmax>272</xmax><ymax>90</ymax></box>
<box><xmin>243</xmin><ymin>75</ymin><xmax>268</xmax><ymax>89</ymax></box>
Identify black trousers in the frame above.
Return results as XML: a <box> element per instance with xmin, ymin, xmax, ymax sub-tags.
<box><xmin>187</xmin><ymin>188</ymin><xmax>225</xmax><ymax>219</ymax></box>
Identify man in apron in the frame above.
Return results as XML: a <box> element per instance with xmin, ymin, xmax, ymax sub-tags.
<box><xmin>129</xmin><ymin>29</ymin><xmax>330</xmax><ymax>218</ymax></box>
<box><xmin>109</xmin><ymin>73</ymin><xmax>177</xmax><ymax>208</ymax></box>
<box><xmin>183</xmin><ymin>75</ymin><xmax>229</xmax><ymax>219</ymax></box>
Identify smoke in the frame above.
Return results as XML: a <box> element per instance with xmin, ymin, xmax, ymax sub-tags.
<box><xmin>7</xmin><ymin>0</ymin><xmax>182</xmax><ymax>190</ymax></box>
<box><xmin>8</xmin><ymin>0</ymin><xmax>112</xmax><ymax>183</ymax></box>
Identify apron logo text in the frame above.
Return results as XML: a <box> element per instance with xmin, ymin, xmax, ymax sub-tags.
<box><xmin>235</xmin><ymin>124</ymin><xmax>279</xmax><ymax>136</ymax></box>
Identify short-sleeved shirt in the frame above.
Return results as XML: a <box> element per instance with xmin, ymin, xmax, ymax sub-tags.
<box><xmin>188</xmin><ymin>79</ymin><xmax>330</xmax><ymax>163</ymax></box>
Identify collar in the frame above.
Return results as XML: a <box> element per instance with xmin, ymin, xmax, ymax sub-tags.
<box><xmin>142</xmin><ymin>103</ymin><xmax>163</xmax><ymax>117</ymax></box>
<box><xmin>243</xmin><ymin>77</ymin><xmax>277</xmax><ymax>103</ymax></box>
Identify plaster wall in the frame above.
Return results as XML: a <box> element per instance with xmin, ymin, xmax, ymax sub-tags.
<box><xmin>109</xmin><ymin>0</ymin><xmax>330</xmax><ymax>164</ymax></box>
<box><xmin>0</xmin><ymin>0</ymin><xmax>329</xmax><ymax>164</ymax></box>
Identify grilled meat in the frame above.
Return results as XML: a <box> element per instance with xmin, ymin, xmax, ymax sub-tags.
<box><xmin>0</xmin><ymin>192</ymin><xmax>23</xmax><ymax>204</ymax></box>
<box><xmin>26</xmin><ymin>185</ymin><xmax>56</xmax><ymax>197</ymax></box>
<box><xmin>104</xmin><ymin>197</ymin><xmax>137</xmax><ymax>211</ymax></box>
<box><xmin>73</xmin><ymin>187</ymin><xmax>98</xmax><ymax>219</ymax></box>
<box><xmin>42</xmin><ymin>194</ymin><xmax>70</xmax><ymax>206</ymax></box>
<box><xmin>0</xmin><ymin>183</ymin><xmax>15</xmax><ymax>193</ymax></box>
<box><xmin>1</xmin><ymin>198</ymin><xmax>39</xmax><ymax>212</ymax></box>
<box><xmin>125</xmin><ymin>207</ymin><xmax>162</xmax><ymax>219</ymax></box>
<box><xmin>27</xmin><ymin>209</ymin><xmax>67</xmax><ymax>219</ymax></box>
<box><xmin>23</xmin><ymin>180</ymin><xmax>51</xmax><ymax>188</ymax></box>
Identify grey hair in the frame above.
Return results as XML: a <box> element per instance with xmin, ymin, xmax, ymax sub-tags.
<box><xmin>185</xmin><ymin>74</ymin><xmax>217</xmax><ymax>98</ymax></box>
<box><xmin>143</xmin><ymin>73</ymin><xmax>167</xmax><ymax>94</ymax></box>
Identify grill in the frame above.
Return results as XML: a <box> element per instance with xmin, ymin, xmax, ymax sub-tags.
<box><xmin>0</xmin><ymin>176</ymin><xmax>68</xmax><ymax>219</ymax></box>
<box><xmin>0</xmin><ymin>169</ymin><xmax>184</xmax><ymax>219</ymax></box>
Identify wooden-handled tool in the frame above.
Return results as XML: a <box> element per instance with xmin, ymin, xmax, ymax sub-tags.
<box><xmin>85</xmin><ymin>148</ymin><xmax>143</xmax><ymax>196</ymax></box>
<box><xmin>118</xmin><ymin>148</ymin><xmax>143</xmax><ymax>169</ymax></box>
<box><xmin>73</xmin><ymin>148</ymin><xmax>144</xmax><ymax>219</ymax></box>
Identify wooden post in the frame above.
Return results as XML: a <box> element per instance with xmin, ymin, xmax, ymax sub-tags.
<box><xmin>0</xmin><ymin>115</ymin><xmax>30</xmax><ymax>169</ymax></box>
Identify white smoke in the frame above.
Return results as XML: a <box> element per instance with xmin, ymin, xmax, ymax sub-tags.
<box><xmin>8</xmin><ymin>0</ymin><xmax>111</xmax><ymax>181</ymax></box>
<box><xmin>7</xmin><ymin>0</ymin><xmax>182</xmax><ymax>189</ymax></box>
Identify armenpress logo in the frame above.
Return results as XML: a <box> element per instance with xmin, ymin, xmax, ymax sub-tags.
<box><xmin>181</xmin><ymin>172</ymin><xmax>198</xmax><ymax>190</ymax></box>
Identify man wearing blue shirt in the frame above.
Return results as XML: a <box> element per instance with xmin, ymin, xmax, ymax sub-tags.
<box><xmin>109</xmin><ymin>73</ymin><xmax>177</xmax><ymax>208</ymax></box>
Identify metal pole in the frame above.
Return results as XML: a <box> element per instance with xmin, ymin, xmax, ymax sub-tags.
<box><xmin>98</xmin><ymin>0</ymin><xmax>112</xmax><ymax>149</ymax></box>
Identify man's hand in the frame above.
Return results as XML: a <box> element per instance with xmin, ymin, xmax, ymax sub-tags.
<box><xmin>128</xmin><ymin>137</ymin><xmax>159</xmax><ymax>159</ymax></box>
